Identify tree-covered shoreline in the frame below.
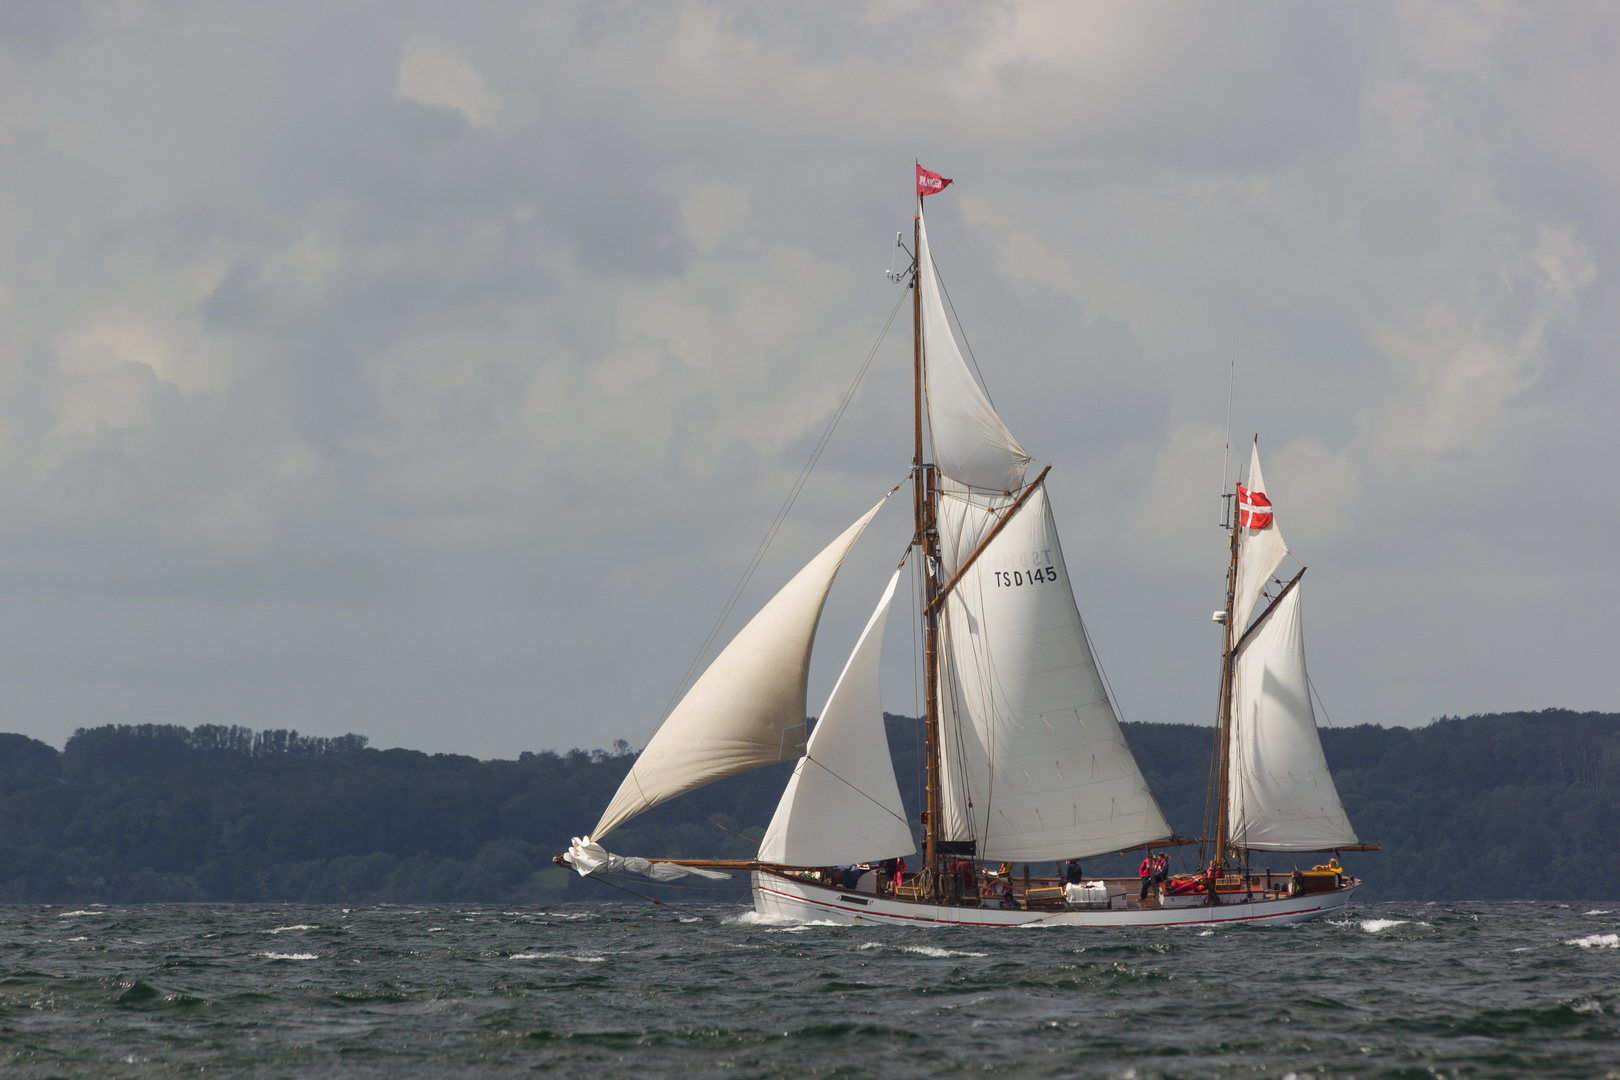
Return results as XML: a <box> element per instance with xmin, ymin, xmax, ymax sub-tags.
<box><xmin>0</xmin><ymin>709</ymin><xmax>1614</xmax><ymax>904</ymax></box>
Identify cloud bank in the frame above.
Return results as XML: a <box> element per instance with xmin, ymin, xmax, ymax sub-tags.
<box><xmin>0</xmin><ymin>1</ymin><xmax>1614</xmax><ymax>757</ymax></box>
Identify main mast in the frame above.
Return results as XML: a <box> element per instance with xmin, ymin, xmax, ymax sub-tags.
<box><xmin>1212</xmin><ymin>484</ymin><xmax>1242</xmax><ymax>869</ymax></box>
<box><xmin>912</xmin><ymin>199</ymin><xmax>944</xmax><ymax>898</ymax></box>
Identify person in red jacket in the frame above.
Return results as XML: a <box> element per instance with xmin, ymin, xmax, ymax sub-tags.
<box><xmin>1138</xmin><ymin>853</ymin><xmax>1156</xmax><ymax>900</ymax></box>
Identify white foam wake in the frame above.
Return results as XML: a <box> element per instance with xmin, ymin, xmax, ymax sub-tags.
<box><xmin>1329</xmin><ymin>918</ymin><xmax>1408</xmax><ymax>933</ymax></box>
<box><xmin>509</xmin><ymin>953</ymin><xmax>606</xmax><ymax>962</ymax></box>
<box><xmin>723</xmin><ymin>910</ymin><xmax>840</xmax><ymax>929</ymax></box>
<box><xmin>258</xmin><ymin>952</ymin><xmax>318</xmax><ymax>960</ymax></box>
<box><xmin>905</xmin><ymin>944</ymin><xmax>986</xmax><ymax>959</ymax></box>
<box><xmin>1565</xmin><ymin>933</ymin><xmax>1619</xmax><ymax>949</ymax></box>
<box><xmin>266</xmin><ymin>925</ymin><xmax>317</xmax><ymax>934</ymax></box>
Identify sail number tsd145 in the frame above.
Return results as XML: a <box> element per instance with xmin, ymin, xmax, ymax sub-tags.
<box><xmin>993</xmin><ymin>566</ymin><xmax>1059</xmax><ymax>588</ymax></box>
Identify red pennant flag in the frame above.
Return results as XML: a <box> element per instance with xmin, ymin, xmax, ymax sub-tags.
<box><xmin>916</xmin><ymin>163</ymin><xmax>953</xmax><ymax>197</ymax></box>
<box><xmin>1236</xmin><ymin>484</ymin><xmax>1273</xmax><ymax>529</ymax></box>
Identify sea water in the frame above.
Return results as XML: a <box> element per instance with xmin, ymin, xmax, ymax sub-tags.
<box><xmin>1</xmin><ymin>901</ymin><xmax>1617</xmax><ymax>1078</ymax></box>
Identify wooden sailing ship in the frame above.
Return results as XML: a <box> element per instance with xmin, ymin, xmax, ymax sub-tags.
<box><xmin>559</xmin><ymin>168</ymin><xmax>1371</xmax><ymax>926</ymax></box>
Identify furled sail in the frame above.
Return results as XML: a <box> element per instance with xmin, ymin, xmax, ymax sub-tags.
<box><xmin>758</xmin><ymin>571</ymin><xmax>916</xmax><ymax>866</ymax></box>
<box><xmin>1226</xmin><ymin>576</ymin><xmax>1358</xmax><ymax>851</ymax></box>
<box><xmin>1232</xmin><ymin>439</ymin><xmax>1288</xmax><ymax>633</ymax></box>
<box><xmin>588</xmin><ymin>498</ymin><xmax>887</xmax><ymax>843</ymax></box>
<box><xmin>933</xmin><ymin>478</ymin><xmax>1171</xmax><ymax>861</ymax></box>
<box><xmin>918</xmin><ymin>214</ymin><xmax>1031</xmax><ymax>493</ymax></box>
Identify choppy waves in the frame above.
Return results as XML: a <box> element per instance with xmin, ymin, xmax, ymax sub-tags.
<box><xmin>0</xmin><ymin>901</ymin><xmax>1616</xmax><ymax>1078</ymax></box>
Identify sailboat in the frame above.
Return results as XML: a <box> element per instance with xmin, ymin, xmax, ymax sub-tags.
<box><xmin>559</xmin><ymin>167</ymin><xmax>1371</xmax><ymax>927</ymax></box>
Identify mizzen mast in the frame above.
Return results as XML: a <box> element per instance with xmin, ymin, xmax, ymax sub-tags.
<box><xmin>1212</xmin><ymin>482</ymin><xmax>1242</xmax><ymax>869</ymax></box>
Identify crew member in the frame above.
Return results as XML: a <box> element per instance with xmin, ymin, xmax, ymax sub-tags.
<box><xmin>1138</xmin><ymin>853</ymin><xmax>1156</xmax><ymax>900</ymax></box>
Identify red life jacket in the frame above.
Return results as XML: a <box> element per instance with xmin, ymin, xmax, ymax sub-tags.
<box><xmin>1140</xmin><ymin>857</ymin><xmax>1153</xmax><ymax>877</ymax></box>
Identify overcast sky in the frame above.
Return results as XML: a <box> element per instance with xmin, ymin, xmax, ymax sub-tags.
<box><xmin>0</xmin><ymin>2</ymin><xmax>1614</xmax><ymax>759</ymax></box>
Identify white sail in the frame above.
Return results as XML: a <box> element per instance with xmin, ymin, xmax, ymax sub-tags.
<box><xmin>1232</xmin><ymin>439</ymin><xmax>1289</xmax><ymax>632</ymax></box>
<box><xmin>758</xmin><ymin>571</ymin><xmax>916</xmax><ymax>866</ymax></box>
<box><xmin>933</xmin><ymin>479</ymin><xmax>1171</xmax><ymax>861</ymax></box>
<box><xmin>1227</xmin><ymin>579</ymin><xmax>1358</xmax><ymax>851</ymax></box>
<box><xmin>918</xmin><ymin>214</ymin><xmax>1031</xmax><ymax>493</ymax></box>
<box><xmin>589</xmin><ymin>498</ymin><xmax>887</xmax><ymax>842</ymax></box>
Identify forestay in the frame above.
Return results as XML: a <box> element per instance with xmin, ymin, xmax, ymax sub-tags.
<box><xmin>589</xmin><ymin>499</ymin><xmax>887</xmax><ymax>842</ymax></box>
<box><xmin>933</xmin><ymin>479</ymin><xmax>1171</xmax><ymax>861</ymax></box>
<box><xmin>917</xmin><ymin>214</ymin><xmax>1030</xmax><ymax>493</ymax></box>
<box><xmin>758</xmin><ymin>571</ymin><xmax>916</xmax><ymax>866</ymax></box>
<box><xmin>1227</xmin><ymin>580</ymin><xmax>1358</xmax><ymax>851</ymax></box>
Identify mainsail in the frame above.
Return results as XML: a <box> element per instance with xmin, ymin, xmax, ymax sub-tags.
<box><xmin>1226</xmin><ymin>575</ymin><xmax>1358</xmax><ymax>851</ymax></box>
<box><xmin>933</xmin><ymin>480</ymin><xmax>1172</xmax><ymax>860</ymax></box>
<box><xmin>913</xmin><ymin>204</ymin><xmax>1170</xmax><ymax>863</ymax></box>
<box><xmin>588</xmin><ymin>498</ymin><xmax>886</xmax><ymax>843</ymax></box>
<box><xmin>758</xmin><ymin>571</ymin><xmax>915</xmax><ymax>866</ymax></box>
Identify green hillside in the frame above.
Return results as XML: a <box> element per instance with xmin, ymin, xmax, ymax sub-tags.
<box><xmin>0</xmin><ymin>709</ymin><xmax>1614</xmax><ymax>904</ymax></box>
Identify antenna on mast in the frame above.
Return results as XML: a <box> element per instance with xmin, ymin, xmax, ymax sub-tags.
<box><xmin>886</xmin><ymin>231</ymin><xmax>909</xmax><ymax>283</ymax></box>
<box><xmin>1219</xmin><ymin>360</ymin><xmax>1235</xmax><ymax>528</ymax></box>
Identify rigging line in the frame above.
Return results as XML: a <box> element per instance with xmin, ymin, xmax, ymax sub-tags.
<box><xmin>1307</xmin><ymin>674</ymin><xmax>1378</xmax><ymax>847</ymax></box>
<box><xmin>589</xmin><ymin>873</ymin><xmax>712</xmax><ymax>919</ymax></box>
<box><xmin>797</xmin><ymin>754</ymin><xmax>917</xmax><ymax>832</ymax></box>
<box><xmin>931</xmin><ymin>257</ymin><xmax>996</xmax><ymax>410</ymax></box>
<box><xmin>1079</xmin><ymin>606</ymin><xmax>1174</xmax><ymax>828</ymax></box>
<box><xmin>909</xmin><ymin>553</ymin><xmax>924</xmax><ymax>826</ymax></box>
<box><xmin>658</xmin><ymin>288</ymin><xmax>908</xmax><ymax>725</ymax></box>
<box><xmin>674</xmin><ymin>795</ymin><xmax>763</xmax><ymax>847</ymax></box>
<box><xmin>644</xmin><ymin>799</ymin><xmax>720</xmax><ymax>860</ymax></box>
<box><xmin>937</xmin><ymin>605</ymin><xmax>983</xmax><ymax>849</ymax></box>
<box><xmin>1306</xmin><ymin>673</ymin><xmax>1342</xmax><ymax>734</ymax></box>
<box><xmin>1220</xmin><ymin>360</ymin><xmax>1235</xmax><ymax>496</ymax></box>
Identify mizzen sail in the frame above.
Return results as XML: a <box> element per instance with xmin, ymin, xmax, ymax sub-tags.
<box><xmin>1226</xmin><ymin>576</ymin><xmax>1358</xmax><ymax>851</ymax></box>
<box><xmin>1231</xmin><ymin>439</ymin><xmax>1288</xmax><ymax>633</ymax></box>
<box><xmin>589</xmin><ymin>498</ymin><xmax>886</xmax><ymax>843</ymax></box>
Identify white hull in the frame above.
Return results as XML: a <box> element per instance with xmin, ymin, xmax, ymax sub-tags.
<box><xmin>752</xmin><ymin>870</ymin><xmax>1357</xmax><ymax>928</ymax></box>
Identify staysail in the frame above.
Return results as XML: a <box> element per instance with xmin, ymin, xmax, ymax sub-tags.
<box><xmin>1231</xmin><ymin>439</ymin><xmax>1288</xmax><ymax>633</ymax></box>
<box><xmin>933</xmin><ymin>479</ymin><xmax>1172</xmax><ymax>861</ymax></box>
<box><xmin>918</xmin><ymin>214</ymin><xmax>1031</xmax><ymax>493</ymax></box>
<box><xmin>758</xmin><ymin>571</ymin><xmax>915</xmax><ymax>866</ymax></box>
<box><xmin>1226</xmin><ymin>575</ymin><xmax>1358</xmax><ymax>851</ymax></box>
<box><xmin>588</xmin><ymin>498</ymin><xmax>886</xmax><ymax>843</ymax></box>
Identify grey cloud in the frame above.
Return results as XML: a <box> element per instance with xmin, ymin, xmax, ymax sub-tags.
<box><xmin>0</xmin><ymin>1</ymin><xmax>1613</xmax><ymax>758</ymax></box>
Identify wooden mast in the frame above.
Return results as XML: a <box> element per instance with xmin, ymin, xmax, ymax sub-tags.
<box><xmin>913</xmin><ymin>199</ymin><xmax>944</xmax><ymax>898</ymax></box>
<box><xmin>1213</xmin><ymin>479</ymin><xmax>1242</xmax><ymax>869</ymax></box>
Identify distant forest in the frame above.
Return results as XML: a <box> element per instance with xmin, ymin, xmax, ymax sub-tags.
<box><xmin>0</xmin><ymin>708</ymin><xmax>1615</xmax><ymax>904</ymax></box>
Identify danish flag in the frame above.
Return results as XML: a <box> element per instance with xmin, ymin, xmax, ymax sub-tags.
<box><xmin>1237</xmin><ymin>484</ymin><xmax>1273</xmax><ymax>529</ymax></box>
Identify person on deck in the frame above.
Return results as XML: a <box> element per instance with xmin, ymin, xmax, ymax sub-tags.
<box><xmin>1063</xmin><ymin>860</ymin><xmax>1084</xmax><ymax>885</ymax></box>
<box><xmin>1138</xmin><ymin>854</ymin><xmax>1156</xmax><ymax>900</ymax></box>
<box><xmin>1153</xmin><ymin>853</ymin><xmax>1169</xmax><ymax>889</ymax></box>
<box><xmin>1204</xmin><ymin>861</ymin><xmax>1221</xmax><ymax>906</ymax></box>
<box><xmin>892</xmin><ymin>856</ymin><xmax>907</xmax><ymax>895</ymax></box>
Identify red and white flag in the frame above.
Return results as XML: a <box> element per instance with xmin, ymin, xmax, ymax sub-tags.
<box><xmin>916</xmin><ymin>163</ymin><xmax>953</xmax><ymax>197</ymax></box>
<box><xmin>1236</xmin><ymin>484</ymin><xmax>1273</xmax><ymax>529</ymax></box>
